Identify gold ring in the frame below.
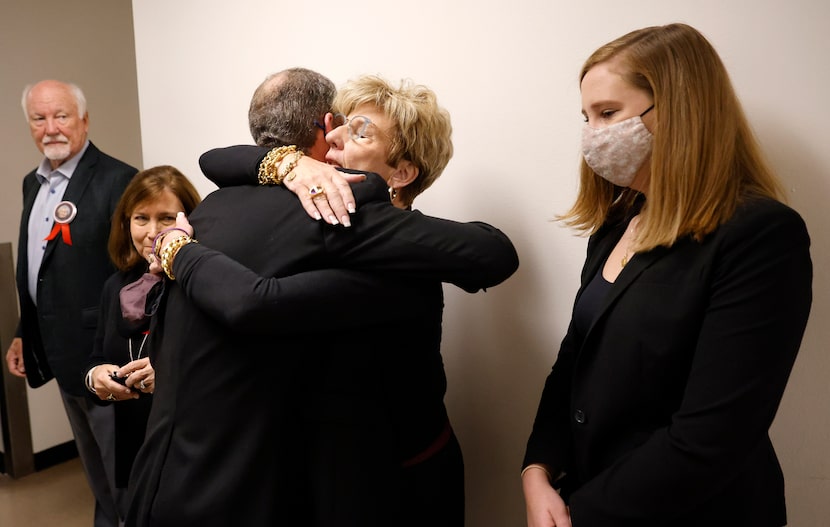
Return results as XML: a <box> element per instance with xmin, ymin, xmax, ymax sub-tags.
<box><xmin>308</xmin><ymin>185</ymin><xmax>326</xmax><ymax>199</ymax></box>
<box><xmin>106</xmin><ymin>393</ymin><xmax>116</xmax><ymax>402</ymax></box>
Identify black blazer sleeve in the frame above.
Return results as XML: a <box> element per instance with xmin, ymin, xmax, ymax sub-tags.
<box><xmin>197</xmin><ymin>146</ymin><xmax>519</xmax><ymax>292</ymax></box>
<box><xmin>88</xmin><ymin>276</ymin><xmax>114</xmax><ymax>369</ymax></box>
<box><xmin>317</xmin><ymin>197</ymin><xmax>519</xmax><ymax>293</ymax></box>
<box><xmin>172</xmin><ymin>245</ymin><xmax>428</xmax><ymax>334</ymax></box>
<box><xmin>522</xmin><ymin>321</ymin><xmax>579</xmax><ymax>481</ymax></box>
<box><xmin>199</xmin><ymin>145</ymin><xmax>268</xmax><ymax>187</ymax></box>
<box><xmin>85</xmin><ymin>272</ymin><xmax>118</xmax><ymax>404</ymax></box>
<box><xmin>169</xmin><ymin>186</ymin><xmax>519</xmax><ymax>332</ymax></box>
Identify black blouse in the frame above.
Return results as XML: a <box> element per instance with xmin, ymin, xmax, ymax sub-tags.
<box><xmin>88</xmin><ymin>266</ymin><xmax>154</xmax><ymax>488</ymax></box>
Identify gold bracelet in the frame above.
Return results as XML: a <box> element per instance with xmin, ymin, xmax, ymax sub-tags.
<box><xmin>257</xmin><ymin>145</ymin><xmax>297</xmax><ymax>185</ymax></box>
<box><xmin>278</xmin><ymin>151</ymin><xmax>304</xmax><ymax>183</ymax></box>
<box><xmin>159</xmin><ymin>234</ymin><xmax>197</xmax><ymax>280</ymax></box>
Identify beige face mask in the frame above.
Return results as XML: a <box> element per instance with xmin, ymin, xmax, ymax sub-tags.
<box><xmin>581</xmin><ymin>105</ymin><xmax>654</xmax><ymax>187</ymax></box>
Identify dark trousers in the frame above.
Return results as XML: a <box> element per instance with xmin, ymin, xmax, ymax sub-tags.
<box><xmin>60</xmin><ymin>389</ymin><xmax>124</xmax><ymax>527</ymax></box>
<box><xmin>400</xmin><ymin>430</ymin><xmax>465</xmax><ymax>527</ymax></box>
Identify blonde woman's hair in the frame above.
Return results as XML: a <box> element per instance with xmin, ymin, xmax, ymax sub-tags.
<box><xmin>333</xmin><ymin>75</ymin><xmax>453</xmax><ymax>207</ymax></box>
<box><xmin>563</xmin><ymin>23</ymin><xmax>784</xmax><ymax>251</ymax></box>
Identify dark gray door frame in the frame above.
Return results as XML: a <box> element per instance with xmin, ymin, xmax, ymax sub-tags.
<box><xmin>0</xmin><ymin>241</ymin><xmax>34</xmax><ymax>477</ymax></box>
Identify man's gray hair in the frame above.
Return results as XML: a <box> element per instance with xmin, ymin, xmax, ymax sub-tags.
<box><xmin>248</xmin><ymin>68</ymin><xmax>336</xmax><ymax>150</ymax></box>
<box><xmin>21</xmin><ymin>81</ymin><xmax>87</xmax><ymax>119</ymax></box>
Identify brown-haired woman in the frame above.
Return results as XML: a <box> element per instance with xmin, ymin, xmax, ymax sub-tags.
<box><xmin>83</xmin><ymin>165</ymin><xmax>200</xmax><ymax>510</ymax></box>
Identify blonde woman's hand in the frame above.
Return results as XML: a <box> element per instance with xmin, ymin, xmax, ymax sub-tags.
<box><xmin>282</xmin><ymin>156</ymin><xmax>363</xmax><ymax>227</ymax></box>
<box><xmin>523</xmin><ymin>467</ymin><xmax>571</xmax><ymax>527</ymax></box>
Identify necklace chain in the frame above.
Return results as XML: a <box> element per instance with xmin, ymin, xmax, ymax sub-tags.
<box><xmin>128</xmin><ymin>332</ymin><xmax>149</xmax><ymax>362</ymax></box>
<box><xmin>620</xmin><ymin>215</ymin><xmax>640</xmax><ymax>268</ymax></box>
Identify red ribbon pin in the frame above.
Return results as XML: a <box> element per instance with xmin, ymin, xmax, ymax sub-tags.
<box><xmin>44</xmin><ymin>201</ymin><xmax>77</xmax><ymax>246</ymax></box>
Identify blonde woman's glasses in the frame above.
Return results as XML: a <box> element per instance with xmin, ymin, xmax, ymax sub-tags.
<box><xmin>331</xmin><ymin>113</ymin><xmax>372</xmax><ymax>141</ymax></box>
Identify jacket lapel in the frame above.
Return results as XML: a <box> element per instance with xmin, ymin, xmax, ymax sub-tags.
<box><xmin>602</xmin><ymin>246</ymin><xmax>667</xmax><ymax>310</ymax></box>
<box><xmin>41</xmin><ymin>143</ymin><xmax>100</xmax><ymax>264</ymax></box>
<box><xmin>577</xmin><ymin>224</ymin><xmax>669</xmax><ymax>361</ymax></box>
<box><xmin>21</xmin><ymin>176</ymin><xmax>40</xmax><ymax>244</ymax></box>
<box><xmin>61</xmin><ymin>142</ymin><xmax>99</xmax><ymax>204</ymax></box>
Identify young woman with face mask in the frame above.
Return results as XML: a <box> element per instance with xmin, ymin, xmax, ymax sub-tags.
<box><xmin>521</xmin><ymin>23</ymin><xmax>812</xmax><ymax>527</ymax></box>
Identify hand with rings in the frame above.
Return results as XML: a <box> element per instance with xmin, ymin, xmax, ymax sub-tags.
<box><xmin>91</xmin><ymin>363</ymin><xmax>137</xmax><ymax>401</ymax></box>
<box><xmin>309</xmin><ymin>185</ymin><xmax>326</xmax><ymax>200</ymax></box>
<box><xmin>280</xmin><ymin>155</ymin><xmax>365</xmax><ymax>227</ymax></box>
<box><xmin>122</xmin><ymin>357</ymin><xmax>155</xmax><ymax>394</ymax></box>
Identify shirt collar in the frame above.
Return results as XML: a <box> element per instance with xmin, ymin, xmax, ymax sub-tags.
<box><xmin>36</xmin><ymin>140</ymin><xmax>91</xmax><ymax>183</ymax></box>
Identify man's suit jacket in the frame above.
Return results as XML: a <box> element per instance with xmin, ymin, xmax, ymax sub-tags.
<box><xmin>17</xmin><ymin>142</ymin><xmax>136</xmax><ymax>396</ymax></box>
<box><xmin>127</xmin><ymin>171</ymin><xmax>518</xmax><ymax>526</ymax></box>
<box><xmin>524</xmin><ymin>195</ymin><xmax>812</xmax><ymax>526</ymax></box>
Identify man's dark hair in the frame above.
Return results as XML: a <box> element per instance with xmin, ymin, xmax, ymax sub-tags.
<box><xmin>248</xmin><ymin>67</ymin><xmax>335</xmax><ymax>150</ymax></box>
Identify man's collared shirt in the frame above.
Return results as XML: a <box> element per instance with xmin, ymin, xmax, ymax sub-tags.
<box><xmin>27</xmin><ymin>140</ymin><xmax>90</xmax><ymax>304</ymax></box>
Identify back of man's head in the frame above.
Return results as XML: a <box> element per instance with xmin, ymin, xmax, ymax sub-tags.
<box><xmin>248</xmin><ymin>68</ymin><xmax>335</xmax><ymax>151</ymax></box>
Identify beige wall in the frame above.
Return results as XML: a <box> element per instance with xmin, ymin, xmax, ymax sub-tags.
<box><xmin>5</xmin><ymin>0</ymin><xmax>824</xmax><ymax>524</ymax></box>
<box><xmin>0</xmin><ymin>0</ymin><xmax>142</xmax><ymax>452</ymax></box>
<box><xmin>1</xmin><ymin>0</ymin><xmax>810</xmax><ymax>524</ymax></box>
<box><xmin>131</xmin><ymin>0</ymin><xmax>829</xmax><ymax>525</ymax></box>
<box><xmin>12</xmin><ymin>3</ymin><xmax>827</xmax><ymax>524</ymax></box>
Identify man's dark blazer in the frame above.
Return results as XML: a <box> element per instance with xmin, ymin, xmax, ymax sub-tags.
<box><xmin>16</xmin><ymin>142</ymin><xmax>136</xmax><ymax>396</ymax></box>
<box><xmin>524</xmin><ymin>195</ymin><xmax>812</xmax><ymax>526</ymax></box>
<box><xmin>126</xmin><ymin>158</ymin><xmax>518</xmax><ymax>526</ymax></box>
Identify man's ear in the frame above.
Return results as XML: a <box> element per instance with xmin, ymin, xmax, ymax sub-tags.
<box><xmin>308</xmin><ymin>127</ymin><xmax>329</xmax><ymax>162</ymax></box>
<box><xmin>388</xmin><ymin>160</ymin><xmax>419</xmax><ymax>190</ymax></box>
<box><xmin>323</xmin><ymin>112</ymin><xmax>335</xmax><ymax>132</ymax></box>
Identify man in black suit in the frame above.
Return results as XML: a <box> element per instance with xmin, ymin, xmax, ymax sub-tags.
<box><xmin>6</xmin><ymin>79</ymin><xmax>137</xmax><ymax>527</ymax></box>
<box><xmin>127</xmin><ymin>69</ymin><xmax>517</xmax><ymax>526</ymax></box>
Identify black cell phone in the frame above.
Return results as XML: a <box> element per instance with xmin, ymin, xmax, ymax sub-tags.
<box><xmin>110</xmin><ymin>371</ymin><xmax>129</xmax><ymax>386</ymax></box>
